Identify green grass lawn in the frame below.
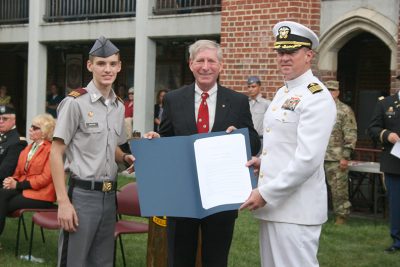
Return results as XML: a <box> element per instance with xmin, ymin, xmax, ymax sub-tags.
<box><xmin>0</xmin><ymin>176</ymin><xmax>399</xmax><ymax>266</ymax></box>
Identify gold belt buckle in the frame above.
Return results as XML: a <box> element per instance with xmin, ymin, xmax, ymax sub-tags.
<box><xmin>102</xmin><ymin>181</ymin><xmax>113</xmax><ymax>192</ymax></box>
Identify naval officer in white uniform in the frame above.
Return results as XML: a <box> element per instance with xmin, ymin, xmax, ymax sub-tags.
<box><xmin>240</xmin><ymin>21</ymin><xmax>336</xmax><ymax>267</ymax></box>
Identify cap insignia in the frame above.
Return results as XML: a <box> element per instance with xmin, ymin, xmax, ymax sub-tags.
<box><xmin>278</xmin><ymin>26</ymin><xmax>290</xmax><ymax>39</ymax></box>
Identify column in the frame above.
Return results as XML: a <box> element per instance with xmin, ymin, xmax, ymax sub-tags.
<box><xmin>26</xmin><ymin>0</ymin><xmax>47</xmax><ymax>136</ymax></box>
<box><xmin>133</xmin><ymin>0</ymin><xmax>157</xmax><ymax>134</ymax></box>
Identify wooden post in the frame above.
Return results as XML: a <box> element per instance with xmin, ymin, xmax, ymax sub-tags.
<box><xmin>146</xmin><ymin>216</ymin><xmax>202</xmax><ymax>267</ymax></box>
<box><xmin>147</xmin><ymin>216</ymin><xmax>168</xmax><ymax>267</ymax></box>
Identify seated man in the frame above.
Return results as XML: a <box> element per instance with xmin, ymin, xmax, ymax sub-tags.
<box><xmin>0</xmin><ymin>106</ymin><xmax>27</xmax><ymax>187</ymax></box>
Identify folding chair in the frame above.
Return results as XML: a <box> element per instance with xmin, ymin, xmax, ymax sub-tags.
<box><xmin>7</xmin><ymin>207</ymin><xmax>57</xmax><ymax>257</ymax></box>
<box><xmin>28</xmin><ymin>211</ymin><xmax>60</xmax><ymax>261</ymax></box>
<box><xmin>114</xmin><ymin>182</ymin><xmax>148</xmax><ymax>267</ymax></box>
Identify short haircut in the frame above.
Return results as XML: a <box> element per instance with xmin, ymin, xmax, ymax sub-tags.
<box><xmin>88</xmin><ymin>52</ymin><xmax>120</xmax><ymax>62</ymax></box>
<box><xmin>188</xmin><ymin>40</ymin><xmax>222</xmax><ymax>62</ymax></box>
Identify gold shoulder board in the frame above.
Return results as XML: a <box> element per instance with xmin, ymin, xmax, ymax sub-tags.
<box><xmin>307</xmin><ymin>83</ymin><xmax>322</xmax><ymax>94</ymax></box>
<box><xmin>68</xmin><ymin>88</ymin><xmax>88</xmax><ymax>98</ymax></box>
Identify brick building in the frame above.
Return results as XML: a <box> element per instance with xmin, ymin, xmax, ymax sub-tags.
<box><xmin>0</xmin><ymin>0</ymin><xmax>399</xmax><ymax>144</ymax></box>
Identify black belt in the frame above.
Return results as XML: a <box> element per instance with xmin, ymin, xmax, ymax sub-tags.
<box><xmin>69</xmin><ymin>177</ymin><xmax>117</xmax><ymax>193</ymax></box>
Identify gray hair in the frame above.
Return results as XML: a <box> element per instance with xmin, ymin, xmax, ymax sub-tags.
<box><xmin>188</xmin><ymin>40</ymin><xmax>222</xmax><ymax>62</ymax></box>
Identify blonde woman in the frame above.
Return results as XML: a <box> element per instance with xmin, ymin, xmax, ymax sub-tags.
<box><xmin>0</xmin><ymin>114</ymin><xmax>56</xmax><ymax>236</ymax></box>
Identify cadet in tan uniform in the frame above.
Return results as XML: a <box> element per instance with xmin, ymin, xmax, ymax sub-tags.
<box><xmin>50</xmin><ymin>36</ymin><xmax>134</xmax><ymax>267</ymax></box>
<box><xmin>324</xmin><ymin>80</ymin><xmax>357</xmax><ymax>225</ymax></box>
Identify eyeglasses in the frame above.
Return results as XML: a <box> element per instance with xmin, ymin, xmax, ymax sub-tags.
<box><xmin>0</xmin><ymin>116</ymin><xmax>12</xmax><ymax>122</ymax></box>
<box><xmin>31</xmin><ymin>125</ymin><xmax>41</xmax><ymax>131</ymax></box>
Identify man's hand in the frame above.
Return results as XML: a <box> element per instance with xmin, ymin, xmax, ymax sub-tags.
<box><xmin>143</xmin><ymin>131</ymin><xmax>161</xmax><ymax>139</ymax></box>
<box><xmin>225</xmin><ymin>126</ymin><xmax>237</xmax><ymax>133</ymax></box>
<box><xmin>388</xmin><ymin>132</ymin><xmax>400</xmax><ymax>144</ymax></box>
<box><xmin>339</xmin><ymin>159</ymin><xmax>349</xmax><ymax>171</ymax></box>
<box><xmin>123</xmin><ymin>154</ymin><xmax>135</xmax><ymax>166</ymax></box>
<box><xmin>246</xmin><ymin>156</ymin><xmax>261</xmax><ymax>174</ymax></box>
<box><xmin>239</xmin><ymin>189</ymin><xmax>266</xmax><ymax>211</ymax></box>
<box><xmin>57</xmin><ymin>200</ymin><xmax>79</xmax><ymax>232</ymax></box>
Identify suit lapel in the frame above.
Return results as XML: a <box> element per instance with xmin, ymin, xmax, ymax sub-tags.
<box><xmin>182</xmin><ymin>84</ymin><xmax>198</xmax><ymax>133</ymax></box>
<box><xmin>212</xmin><ymin>86</ymin><xmax>230</xmax><ymax>131</ymax></box>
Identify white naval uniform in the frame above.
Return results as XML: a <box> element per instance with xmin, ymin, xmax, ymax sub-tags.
<box><xmin>253</xmin><ymin>70</ymin><xmax>336</xmax><ymax>267</ymax></box>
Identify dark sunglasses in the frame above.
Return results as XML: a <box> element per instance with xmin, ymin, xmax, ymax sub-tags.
<box><xmin>31</xmin><ymin>125</ymin><xmax>41</xmax><ymax>131</ymax></box>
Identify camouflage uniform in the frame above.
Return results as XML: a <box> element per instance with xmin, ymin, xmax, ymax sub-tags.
<box><xmin>324</xmin><ymin>99</ymin><xmax>357</xmax><ymax>217</ymax></box>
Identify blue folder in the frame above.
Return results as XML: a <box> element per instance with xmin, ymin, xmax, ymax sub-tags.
<box><xmin>130</xmin><ymin>128</ymin><xmax>256</xmax><ymax>218</ymax></box>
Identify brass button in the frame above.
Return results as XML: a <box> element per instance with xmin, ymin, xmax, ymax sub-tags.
<box><xmin>262</xmin><ymin>150</ymin><xmax>267</xmax><ymax>155</ymax></box>
<box><xmin>265</xmin><ymin>128</ymin><xmax>270</xmax><ymax>133</ymax></box>
<box><xmin>272</xmin><ymin>106</ymin><xmax>277</xmax><ymax>111</ymax></box>
<box><xmin>259</xmin><ymin>172</ymin><xmax>264</xmax><ymax>178</ymax></box>
<box><xmin>284</xmin><ymin>88</ymin><xmax>289</xmax><ymax>93</ymax></box>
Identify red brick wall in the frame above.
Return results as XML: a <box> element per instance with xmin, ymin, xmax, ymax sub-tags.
<box><xmin>219</xmin><ymin>0</ymin><xmax>321</xmax><ymax>100</ymax></box>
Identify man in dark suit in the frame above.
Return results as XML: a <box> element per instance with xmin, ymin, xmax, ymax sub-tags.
<box><xmin>368</xmin><ymin>81</ymin><xmax>400</xmax><ymax>253</ymax></box>
<box><xmin>145</xmin><ymin>40</ymin><xmax>260</xmax><ymax>266</ymax></box>
<box><xmin>0</xmin><ymin>106</ymin><xmax>27</xmax><ymax>187</ymax></box>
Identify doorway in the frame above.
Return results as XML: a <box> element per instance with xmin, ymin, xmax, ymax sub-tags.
<box><xmin>337</xmin><ymin>32</ymin><xmax>391</xmax><ymax>142</ymax></box>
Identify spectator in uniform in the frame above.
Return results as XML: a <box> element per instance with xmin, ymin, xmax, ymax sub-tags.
<box><xmin>247</xmin><ymin>76</ymin><xmax>271</xmax><ymax>144</ymax></box>
<box><xmin>240</xmin><ymin>21</ymin><xmax>336</xmax><ymax>267</ymax></box>
<box><xmin>324</xmin><ymin>80</ymin><xmax>357</xmax><ymax>225</ymax></box>
<box><xmin>50</xmin><ymin>36</ymin><xmax>134</xmax><ymax>267</ymax></box>
<box><xmin>0</xmin><ymin>106</ymin><xmax>27</xmax><ymax>187</ymax></box>
<box><xmin>368</xmin><ymin>77</ymin><xmax>400</xmax><ymax>253</ymax></box>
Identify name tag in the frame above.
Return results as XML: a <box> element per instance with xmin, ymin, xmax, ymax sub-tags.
<box><xmin>86</xmin><ymin>122</ymin><xmax>99</xmax><ymax>128</ymax></box>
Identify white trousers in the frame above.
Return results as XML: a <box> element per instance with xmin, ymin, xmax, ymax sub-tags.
<box><xmin>259</xmin><ymin>220</ymin><xmax>321</xmax><ymax>267</ymax></box>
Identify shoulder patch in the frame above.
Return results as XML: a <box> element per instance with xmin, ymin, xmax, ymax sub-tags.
<box><xmin>378</xmin><ymin>96</ymin><xmax>385</xmax><ymax>101</ymax></box>
<box><xmin>307</xmin><ymin>83</ymin><xmax>322</xmax><ymax>94</ymax></box>
<box><xmin>68</xmin><ymin>88</ymin><xmax>88</xmax><ymax>98</ymax></box>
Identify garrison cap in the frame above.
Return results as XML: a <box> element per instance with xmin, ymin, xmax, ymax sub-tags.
<box><xmin>273</xmin><ymin>21</ymin><xmax>319</xmax><ymax>51</ymax></box>
<box><xmin>89</xmin><ymin>36</ymin><xmax>119</xmax><ymax>57</ymax></box>
<box><xmin>325</xmin><ymin>80</ymin><xmax>339</xmax><ymax>90</ymax></box>
<box><xmin>0</xmin><ymin>105</ymin><xmax>15</xmax><ymax>115</ymax></box>
<box><xmin>247</xmin><ymin>76</ymin><xmax>261</xmax><ymax>85</ymax></box>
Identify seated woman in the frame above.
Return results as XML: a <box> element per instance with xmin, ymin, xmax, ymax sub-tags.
<box><xmin>0</xmin><ymin>113</ymin><xmax>56</xmax><ymax>236</ymax></box>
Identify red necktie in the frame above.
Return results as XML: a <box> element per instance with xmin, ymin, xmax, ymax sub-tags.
<box><xmin>197</xmin><ymin>92</ymin><xmax>209</xmax><ymax>133</ymax></box>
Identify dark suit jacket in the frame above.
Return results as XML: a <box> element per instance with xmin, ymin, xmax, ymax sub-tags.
<box><xmin>159</xmin><ymin>83</ymin><xmax>260</xmax><ymax>156</ymax></box>
<box><xmin>368</xmin><ymin>94</ymin><xmax>400</xmax><ymax>174</ymax></box>
<box><xmin>0</xmin><ymin>128</ymin><xmax>27</xmax><ymax>184</ymax></box>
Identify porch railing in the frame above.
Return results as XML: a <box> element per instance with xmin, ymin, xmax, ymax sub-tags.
<box><xmin>0</xmin><ymin>0</ymin><xmax>29</xmax><ymax>25</ymax></box>
<box><xmin>43</xmin><ymin>0</ymin><xmax>136</xmax><ymax>22</ymax></box>
<box><xmin>153</xmin><ymin>0</ymin><xmax>221</xmax><ymax>15</ymax></box>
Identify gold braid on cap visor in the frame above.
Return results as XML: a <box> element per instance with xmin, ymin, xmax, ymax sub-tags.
<box><xmin>274</xmin><ymin>41</ymin><xmax>312</xmax><ymax>50</ymax></box>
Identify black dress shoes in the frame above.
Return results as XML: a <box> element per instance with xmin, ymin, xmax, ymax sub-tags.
<box><xmin>384</xmin><ymin>246</ymin><xmax>400</xmax><ymax>253</ymax></box>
